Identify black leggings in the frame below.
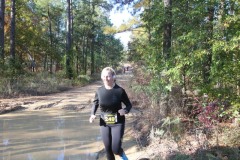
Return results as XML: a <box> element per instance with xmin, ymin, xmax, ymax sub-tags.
<box><xmin>100</xmin><ymin>124</ymin><xmax>125</xmax><ymax>160</ymax></box>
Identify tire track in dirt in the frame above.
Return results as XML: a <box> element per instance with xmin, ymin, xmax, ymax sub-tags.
<box><xmin>0</xmin><ymin>81</ymin><xmax>102</xmax><ymax>112</ymax></box>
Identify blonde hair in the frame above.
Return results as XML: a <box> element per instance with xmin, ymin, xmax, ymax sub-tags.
<box><xmin>101</xmin><ymin>67</ymin><xmax>116</xmax><ymax>80</ymax></box>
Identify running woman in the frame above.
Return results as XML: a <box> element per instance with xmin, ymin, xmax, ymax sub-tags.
<box><xmin>89</xmin><ymin>67</ymin><xmax>132</xmax><ymax>160</ymax></box>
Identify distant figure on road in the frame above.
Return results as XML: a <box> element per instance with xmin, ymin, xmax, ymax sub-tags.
<box><xmin>89</xmin><ymin>67</ymin><xmax>132</xmax><ymax>160</ymax></box>
<box><xmin>31</xmin><ymin>60</ymin><xmax>36</xmax><ymax>72</ymax></box>
<box><xmin>123</xmin><ymin>67</ymin><xmax>126</xmax><ymax>74</ymax></box>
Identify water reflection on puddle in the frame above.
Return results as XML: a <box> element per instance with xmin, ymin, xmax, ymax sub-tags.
<box><xmin>0</xmin><ymin>109</ymin><xmax>102</xmax><ymax>160</ymax></box>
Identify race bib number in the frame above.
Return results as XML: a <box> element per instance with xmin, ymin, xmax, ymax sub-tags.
<box><xmin>104</xmin><ymin>114</ymin><xmax>117</xmax><ymax>124</ymax></box>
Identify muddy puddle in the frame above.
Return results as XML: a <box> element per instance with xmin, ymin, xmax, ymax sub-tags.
<box><xmin>0</xmin><ymin>109</ymin><xmax>102</xmax><ymax>160</ymax></box>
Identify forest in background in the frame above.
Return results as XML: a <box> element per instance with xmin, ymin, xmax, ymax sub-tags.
<box><xmin>0</xmin><ymin>0</ymin><xmax>125</xmax><ymax>75</ymax></box>
<box><xmin>122</xmin><ymin>0</ymin><xmax>240</xmax><ymax>127</ymax></box>
<box><xmin>0</xmin><ymin>0</ymin><xmax>125</xmax><ymax>96</ymax></box>
<box><xmin>0</xmin><ymin>0</ymin><xmax>239</xmax><ymax>159</ymax></box>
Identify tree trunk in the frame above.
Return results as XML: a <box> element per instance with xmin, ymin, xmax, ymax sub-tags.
<box><xmin>163</xmin><ymin>0</ymin><xmax>172</xmax><ymax>60</ymax></box>
<box><xmin>91</xmin><ymin>36</ymin><xmax>94</xmax><ymax>75</ymax></box>
<box><xmin>84</xmin><ymin>36</ymin><xmax>89</xmax><ymax>74</ymax></box>
<box><xmin>48</xmin><ymin>6</ymin><xmax>53</xmax><ymax>74</ymax></box>
<box><xmin>202</xmin><ymin>5</ymin><xmax>214</xmax><ymax>84</ymax></box>
<box><xmin>66</xmin><ymin>0</ymin><xmax>73</xmax><ymax>79</ymax></box>
<box><xmin>0</xmin><ymin>0</ymin><xmax>5</xmax><ymax>60</ymax></box>
<box><xmin>10</xmin><ymin>0</ymin><xmax>16</xmax><ymax>59</ymax></box>
<box><xmin>82</xmin><ymin>35</ymin><xmax>86</xmax><ymax>74</ymax></box>
<box><xmin>147</xmin><ymin>0</ymin><xmax>152</xmax><ymax>43</ymax></box>
<box><xmin>90</xmin><ymin>0</ymin><xmax>95</xmax><ymax>75</ymax></box>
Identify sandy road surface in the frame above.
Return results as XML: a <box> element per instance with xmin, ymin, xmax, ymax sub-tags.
<box><xmin>0</xmin><ymin>80</ymin><xmax>102</xmax><ymax>112</ymax></box>
<box><xmin>0</xmin><ymin>73</ymin><xmax>151</xmax><ymax>160</ymax></box>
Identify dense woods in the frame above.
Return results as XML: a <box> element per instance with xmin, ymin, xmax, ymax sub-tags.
<box><xmin>113</xmin><ymin>0</ymin><xmax>239</xmax><ymax>158</ymax></box>
<box><xmin>0</xmin><ymin>0</ymin><xmax>239</xmax><ymax>158</ymax></box>
<box><xmin>121</xmin><ymin>0</ymin><xmax>240</xmax><ymax>124</ymax></box>
<box><xmin>0</xmin><ymin>0</ymin><xmax>123</xmax><ymax>78</ymax></box>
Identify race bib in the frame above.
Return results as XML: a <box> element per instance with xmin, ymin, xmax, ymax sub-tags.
<box><xmin>104</xmin><ymin>114</ymin><xmax>117</xmax><ymax>124</ymax></box>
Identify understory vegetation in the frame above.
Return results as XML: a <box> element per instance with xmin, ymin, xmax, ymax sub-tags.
<box><xmin>126</xmin><ymin>66</ymin><xmax>240</xmax><ymax>160</ymax></box>
<box><xmin>0</xmin><ymin>70</ymin><xmax>98</xmax><ymax>98</ymax></box>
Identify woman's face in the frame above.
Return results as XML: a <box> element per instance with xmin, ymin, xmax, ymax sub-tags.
<box><xmin>101</xmin><ymin>70</ymin><xmax>114</xmax><ymax>87</ymax></box>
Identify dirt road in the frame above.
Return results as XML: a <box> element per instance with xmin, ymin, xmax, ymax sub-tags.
<box><xmin>0</xmin><ymin>80</ymin><xmax>102</xmax><ymax>113</ymax></box>
<box><xmin>0</xmin><ymin>73</ymin><xmax>150</xmax><ymax>160</ymax></box>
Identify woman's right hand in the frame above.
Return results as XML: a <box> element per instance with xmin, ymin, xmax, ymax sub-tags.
<box><xmin>89</xmin><ymin>115</ymin><xmax>96</xmax><ymax>123</ymax></box>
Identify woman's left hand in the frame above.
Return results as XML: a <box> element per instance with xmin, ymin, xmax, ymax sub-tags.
<box><xmin>118</xmin><ymin>109</ymin><xmax>126</xmax><ymax>116</ymax></box>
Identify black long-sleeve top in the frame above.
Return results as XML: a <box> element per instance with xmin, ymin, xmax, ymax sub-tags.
<box><xmin>91</xmin><ymin>84</ymin><xmax>132</xmax><ymax>125</ymax></box>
